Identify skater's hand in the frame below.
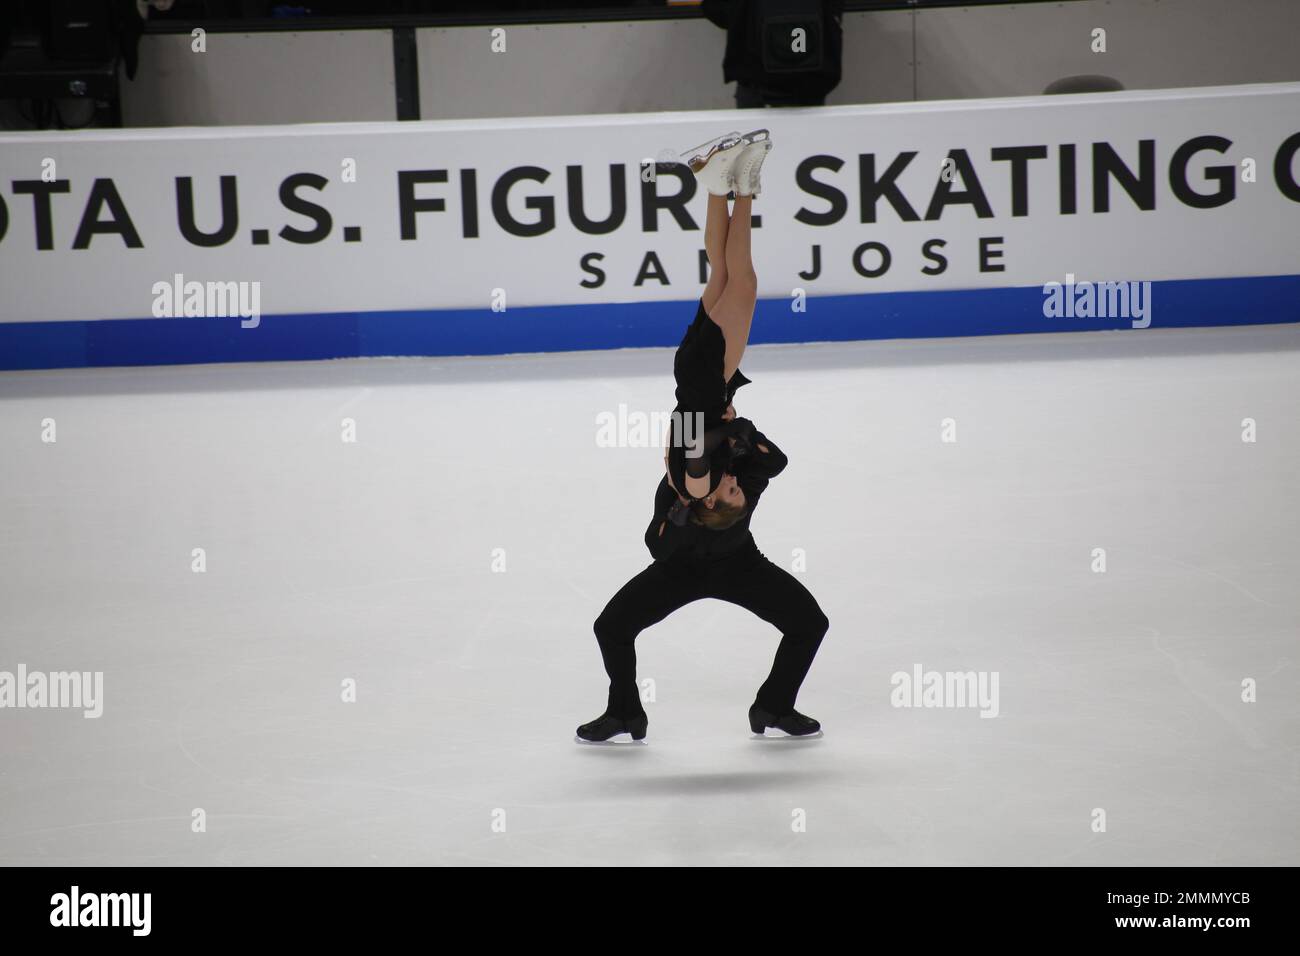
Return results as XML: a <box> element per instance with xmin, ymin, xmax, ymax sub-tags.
<box><xmin>726</xmin><ymin>417</ymin><xmax>757</xmax><ymax>458</ymax></box>
<box><xmin>667</xmin><ymin>497</ymin><xmax>692</xmax><ymax>527</ymax></box>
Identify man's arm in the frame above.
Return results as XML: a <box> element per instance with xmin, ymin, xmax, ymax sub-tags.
<box><xmin>734</xmin><ymin>428</ymin><xmax>788</xmax><ymax>501</ymax></box>
<box><xmin>746</xmin><ymin>430</ymin><xmax>788</xmax><ymax>480</ymax></box>
<box><xmin>644</xmin><ymin>477</ymin><xmax>703</xmax><ymax>561</ymax></box>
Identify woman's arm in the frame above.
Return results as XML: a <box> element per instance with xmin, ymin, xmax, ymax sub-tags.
<box><xmin>683</xmin><ymin>469</ymin><xmax>713</xmax><ymax>500</ymax></box>
<box><xmin>665</xmin><ymin>413</ymin><xmax>735</xmax><ymax>502</ymax></box>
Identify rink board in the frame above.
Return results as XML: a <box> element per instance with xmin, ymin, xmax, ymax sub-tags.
<box><xmin>2</xmin><ymin>274</ymin><xmax>1299</xmax><ymax>370</ymax></box>
<box><xmin>1</xmin><ymin>81</ymin><xmax>1298</xmax><ymax>369</ymax></box>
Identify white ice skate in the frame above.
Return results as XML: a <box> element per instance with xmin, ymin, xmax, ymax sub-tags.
<box><xmin>733</xmin><ymin>133</ymin><xmax>774</xmax><ymax>198</ymax></box>
<box><xmin>680</xmin><ymin>129</ymin><xmax>770</xmax><ymax>197</ymax></box>
<box><xmin>688</xmin><ymin>140</ymin><xmax>748</xmax><ymax>197</ymax></box>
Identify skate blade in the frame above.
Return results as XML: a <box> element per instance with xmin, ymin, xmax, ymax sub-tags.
<box><xmin>574</xmin><ymin>734</ymin><xmax>648</xmax><ymax>746</ymax></box>
<box><xmin>750</xmin><ymin>729</ymin><xmax>824</xmax><ymax>740</ymax></box>
<box><xmin>678</xmin><ymin>130</ymin><xmax>744</xmax><ymax>170</ymax></box>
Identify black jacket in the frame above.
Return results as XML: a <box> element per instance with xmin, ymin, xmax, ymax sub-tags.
<box><xmin>702</xmin><ymin>0</ymin><xmax>844</xmax><ymax>99</ymax></box>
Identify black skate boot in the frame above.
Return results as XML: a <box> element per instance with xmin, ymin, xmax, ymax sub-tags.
<box><xmin>749</xmin><ymin>703</ymin><xmax>822</xmax><ymax>738</ymax></box>
<box><xmin>576</xmin><ymin>711</ymin><xmax>649</xmax><ymax>743</ymax></box>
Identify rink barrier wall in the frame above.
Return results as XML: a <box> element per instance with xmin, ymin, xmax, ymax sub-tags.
<box><xmin>2</xmin><ymin>274</ymin><xmax>1298</xmax><ymax>371</ymax></box>
<box><xmin>3</xmin><ymin>82</ymin><xmax>1298</xmax><ymax>369</ymax></box>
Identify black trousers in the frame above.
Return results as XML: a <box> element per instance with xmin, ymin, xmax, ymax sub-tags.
<box><xmin>594</xmin><ymin>548</ymin><xmax>829</xmax><ymax>718</ymax></box>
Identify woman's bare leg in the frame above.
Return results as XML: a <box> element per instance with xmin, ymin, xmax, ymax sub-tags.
<box><xmin>709</xmin><ymin>195</ymin><xmax>758</xmax><ymax>381</ymax></box>
<box><xmin>701</xmin><ymin>193</ymin><xmax>730</xmax><ymax>314</ymax></box>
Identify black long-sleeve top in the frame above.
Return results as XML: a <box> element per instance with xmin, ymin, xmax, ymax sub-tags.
<box><xmin>644</xmin><ymin>428</ymin><xmax>788</xmax><ymax>564</ymax></box>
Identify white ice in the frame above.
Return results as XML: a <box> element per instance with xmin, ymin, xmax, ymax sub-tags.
<box><xmin>1</xmin><ymin>323</ymin><xmax>1298</xmax><ymax>866</ymax></box>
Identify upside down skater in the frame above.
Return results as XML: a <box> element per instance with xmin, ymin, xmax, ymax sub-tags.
<box><xmin>577</xmin><ymin>129</ymin><xmax>830</xmax><ymax>743</ymax></box>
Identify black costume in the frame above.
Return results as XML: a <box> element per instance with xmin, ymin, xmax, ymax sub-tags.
<box><xmin>590</xmin><ymin>300</ymin><xmax>829</xmax><ymax>725</ymax></box>
<box><xmin>665</xmin><ymin>298</ymin><xmax>749</xmax><ymax>500</ymax></box>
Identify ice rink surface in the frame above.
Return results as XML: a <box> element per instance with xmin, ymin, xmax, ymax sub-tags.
<box><xmin>2</xmin><ymin>323</ymin><xmax>1298</xmax><ymax>866</ymax></box>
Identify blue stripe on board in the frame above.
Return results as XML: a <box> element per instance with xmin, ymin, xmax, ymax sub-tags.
<box><xmin>2</xmin><ymin>274</ymin><xmax>1298</xmax><ymax>371</ymax></box>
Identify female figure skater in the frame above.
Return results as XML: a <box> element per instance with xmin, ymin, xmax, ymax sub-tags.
<box><xmin>576</xmin><ymin>130</ymin><xmax>830</xmax><ymax>743</ymax></box>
